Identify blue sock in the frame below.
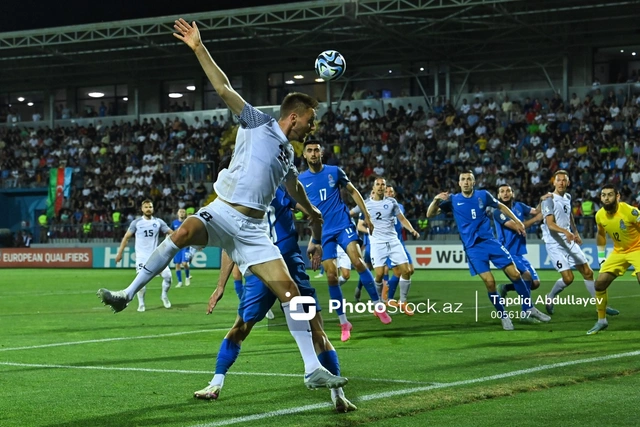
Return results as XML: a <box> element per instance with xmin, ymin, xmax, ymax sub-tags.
<box><xmin>525</xmin><ymin>280</ymin><xmax>533</xmax><ymax>291</ymax></box>
<box><xmin>510</xmin><ymin>277</ymin><xmax>532</xmax><ymax>311</ymax></box>
<box><xmin>488</xmin><ymin>291</ymin><xmax>506</xmax><ymax>313</ymax></box>
<box><xmin>328</xmin><ymin>285</ymin><xmax>345</xmax><ymax>316</ymax></box>
<box><xmin>387</xmin><ymin>275</ymin><xmax>400</xmax><ymax>300</ymax></box>
<box><xmin>215</xmin><ymin>338</ymin><xmax>241</xmax><ymax>375</ymax></box>
<box><xmin>383</xmin><ymin>274</ymin><xmax>389</xmax><ymax>282</ymax></box>
<box><xmin>318</xmin><ymin>350</ymin><xmax>340</xmax><ymax>376</ymax></box>
<box><xmin>357</xmin><ymin>278</ymin><xmax>363</xmax><ymax>290</ymax></box>
<box><xmin>176</xmin><ymin>270</ymin><xmax>182</xmax><ymax>282</ymax></box>
<box><xmin>359</xmin><ymin>269</ymin><xmax>380</xmax><ymax>301</ymax></box>
<box><xmin>234</xmin><ymin>280</ymin><xmax>244</xmax><ymax>300</ymax></box>
<box><xmin>319</xmin><ymin>265</ymin><xmax>325</xmax><ymax>274</ymax></box>
<box><xmin>185</xmin><ymin>267</ymin><xmax>190</xmax><ymax>279</ymax></box>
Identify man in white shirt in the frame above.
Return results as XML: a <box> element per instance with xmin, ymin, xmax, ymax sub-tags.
<box><xmin>98</xmin><ymin>18</ymin><xmax>346</xmax><ymax>392</ymax></box>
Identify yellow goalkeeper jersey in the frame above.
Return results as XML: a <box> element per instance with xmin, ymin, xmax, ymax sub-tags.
<box><xmin>595</xmin><ymin>202</ymin><xmax>640</xmax><ymax>254</ymax></box>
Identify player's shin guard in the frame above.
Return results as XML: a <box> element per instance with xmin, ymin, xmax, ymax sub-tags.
<box><xmin>596</xmin><ymin>289</ymin><xmax>607</xmax><ymax>320</ymax></box>
<box><xmin>215</xmin><ymin>338</ymin><xmax>241</xmax><ymax>376</ymax></box>
<box><xmin>176</xmin><ymin>270</ymin><xmax>182</xmax><ymax>283</ymax></box>
<box><xmin>318</xmin><ymin>350</ymin><xmax>340</xmax><ymax>376</ymax></box>
<box><xmin>359</xmin><ymin>269</ymin><xmax>381</xmax><ymax>302</ymax></box>
<box><xmin>387</xmin><ymin>275</ymin><xmax>400</xmax><ymax>301</ymax></box>
<box><xmin>584</xmin><ymin>280</ymin><xmax>596</xmax><ymax>298</ymax></box>
<box><xmin>124</xmin><ymin>238</ymin><xmax>180</xmax><ymax>300</ymax></box>
<box><xmin>399</xmin><ymin>278</ymin><xmax>411</xmax><ymax>302</ymax></box>
<box><xmin>328</xmin><ymin>285</ymin><xmax>346</xmax><ymax>316</ymax></box>
<box><xmin>510</xmin><ymin>277</ymin><xmax>532</xmax><ymax>311</ymax></box>
<box><xmin>282</xmin><ymin>302</ymin><xmax>322</xmax><ymax>373</ymax></box>
<box><xmin>488</xmin><ymin>291</ymin><xmax>506</xmax><ymax>313</ymax></box>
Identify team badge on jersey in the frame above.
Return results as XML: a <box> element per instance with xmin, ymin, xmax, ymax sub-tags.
<box><xmin>383</xmin><ymin>204</ymin><xmax>389</xmax><ymax>209</ymax></box>
<box><xmin>477</xmin><ymin>198</ymin><xmax>484</xmax><ymax>209</ymax></box>
<box><xmin>632</xmin><ymin>209</ymin><xmax>639</xmax><ymax>217</ymax></box>
<box><xmin>620</xmin><ymin>219</ymin><xmax>627</xmax><ymax>230</ymax></box>
<box><xmin>153</xmin><ymin>223</ymin><xmax>157</xmax><ymax>228</ymax></box>
<box><xmin>328</xmin><ymin>174</ymin><xmax>335</xmax><ymax>187</ymax></box>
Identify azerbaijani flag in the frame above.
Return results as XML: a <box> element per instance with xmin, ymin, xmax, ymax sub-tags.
<box><xmin>47</xmin><ymin>167</ymin><xmax>73</xmax><ymax>218</ymax></box>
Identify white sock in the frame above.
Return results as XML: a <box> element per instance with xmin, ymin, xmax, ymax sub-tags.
<box><xmin>375</xmin><ymin>281</ymin><xmax>383</xmax><ymax>296</ymax></box>
<box><xmin>338</xmin><ymin>276</ymin><xmax>347</xmax><ymax>286</ymax></box>
<box><xmin>338</xmin><ymin>314</ymin><xmax>348</xmax><ymax>324</ymax></box>
<box><xmin>548</xmin><ymin>278</ymin><xmax>567</xmax><ymax>299</ymax></box>
<box><xmin>124</xmin><ymin>238</ymin><xmax>180</xmax><ymax>300</ymax></box>
<box><xmin>399</xmin><ymin>278</ymin><xmax>411</xmax><ymax>302</ymax></box>
<box><xmin>282</xmin><ymin>302</ymin><xmax>322</xmax><ymax>373</ymax></box>
<box><xmin>210</xmin><ymin>374</ymin><xmax>225</xmax><ymax>387</ymax></box>
<box><xmin>137</xmin><ymin>286</ymin><xmax>146</xmax><ymax>307</ymax></box>
<box><xmin>584</xmin><ymin>280</ymin><xmax>596</xmax><ymax>298</ymax></box>
<box><xmin>161</xmin><ymin>270</ymin><xmax>171</xmax><ymax>298</ymax></box>
<box><xmin>331</xmin><ymin>387</ymin><xmax>345</xmax><ymax>400</ymax></box>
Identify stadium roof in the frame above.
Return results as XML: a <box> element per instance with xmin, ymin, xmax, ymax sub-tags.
<box><xmin>1</xmin><ymin>0</ymin><xmax>639</xmax><ymax>90</ymax></box>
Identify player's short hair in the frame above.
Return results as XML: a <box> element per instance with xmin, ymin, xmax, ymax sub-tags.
<box><xmin>280</xmin><ymin>93</ymin><xmax>318</xmax><ymax>119</ymax></box>
<box><xmin>303</xmin><ymin>138</ymin><xmax>323</xmax><ymax>148</ymax></box>
<box><xmin>141</xmin><ymin>199</ymin><xmax>153</xmax><ymax>207</ymax></box>
<box><xmin>373</xmin><ymin>176</ymin><xmax>386</xmax><ymax>182</ymax></box>
<box><xmin>601</xmin><ymin>184</ymin><xmax>619</xmax><ymax>195</ymax></box>
<box><xmin>497</xmin><ymin>184</ymin><xmax>511</xmax><ymax>191</ymax></box>
<box><xmin>459</xmin><ymin>170</ymin><xmax>475</xmax><ymax>179</ymax></box>
<box><xmin>553</xmin><ymin>169</ymin><xmax>569</xmax><ymax>179</ymax></box>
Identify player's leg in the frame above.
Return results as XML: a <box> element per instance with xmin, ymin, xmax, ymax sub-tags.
<box><xmin>587</xmin><ymin>271</ymin><xmax>617</xmax><ymax>335</ymax></box>
<box><xmin>386</xmin><ymin>265</ymin><xmax>402</xmax><ymax>302</ymax></box>
<box><xmin>337</xmin><ymin>249</ymin><xmax>351</xmax><ymax>286</ymax></box>
<box><xmin>503</xmin><ymin>263</ymin><xmax>549</xmax><ymax>322</ymax></box>
<box><xmin>98</xmin><ymin>215</ymin><xmax>208</xmax><ymax>312</ymax></box>
<box><xmin>354</xmin><ymin>242</ymin><xmax>370</xmax><ymax>302</ymax></box>
<box><xmin>135</xmin><ymin>262</ymin><xmax>147</xmax><ymax>312</ymax></box>
<box><xmin>544</xmin><ymin>244</ymin><xmax>575</xmax><ymax>315</ymax></box>
<box><xmin>160</xmin><ymin>266</ymin><xmax>172</xmax><ymax>308</ymax></box>
<box><xmin>386</xmin><ymin>243</ymin><xmax>413</xmax><ymax>315</ymax></box>
<box><xmin>195</xmin><ymin>275</ymin><xmax>269</xmax><ymax>400</ymax></box>
<box><xmin>183</xmin><ymin>260</ymin><xmax>191</xmax><ymax>286</ymax></box>
<box><xmin>359</xmin><ymin>240</ymin><xmax>392</xmax><ymax>324</ymax></box>
<box><xmin>174</xmin><ymin>252</ymin><xmax>183</xmax><ymax>287</ymax></box>
<box><xmin>323</xmin><ymin>255</ymin><xmax>352</xmax><ymax>341</ymax></box>
<box><xmin>231</xmin><ymin>264</ymin><xmax>244</xmax><ymax>300</ymax></box>
<box><xmin>477</xmin><ymin>270</ymin><xmax>512</xmax><ymax>330</ymax></box>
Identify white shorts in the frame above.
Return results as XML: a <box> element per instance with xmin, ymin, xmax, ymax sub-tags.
<box><xmin>193</xmin><ymin>199</ymin><xmax>282</xmax><ymax>274</ymax></box>
<box><xmin>135</xmin><ymin>255</ymin><xmax>171</xmax><ymax>278</ymax></box>
<box><xmin>370</xmin><ymin>240</ymin><xmax>408</xmax><ymax>269</ymax></box>
<box><xmin>337</xmin><ymin>246</ymin><xmax>351</xmax><ymax>271</ymax></box>
<box><xmin>545</xmin><ymin>241</ymin><xmax>588</xmax><ymax>272</ymax></box>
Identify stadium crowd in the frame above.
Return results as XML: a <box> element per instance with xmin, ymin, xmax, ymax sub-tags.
<box><xmin>2</xmin><ymin>86</ymin><xmax>640</xmax><ymax>242</ymax></box>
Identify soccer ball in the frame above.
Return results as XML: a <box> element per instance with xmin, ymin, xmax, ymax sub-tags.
<box><xmin>314</xmin><ymin>50</ymin><xmax>346</xmax><ymax>81</ymax></box>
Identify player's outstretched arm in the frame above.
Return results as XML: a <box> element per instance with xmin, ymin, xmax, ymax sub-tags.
<box><xmin>115</xmin><ymin>231</ymin><xmax>134</xmax><ymax>264</ymax></box>
<box><xmin>345</xmin><ymin>182</ymin><xmax>374</xmax><ymax>232</ymax></box>
<box><xmin>427</xmin><ymin>192</ymin><xmax>449</xmax><ymax>218</ymax></box>
<box><xmin>497</xmin><ymin>202</ymin><xmax>526</xmax><ymax>234</ymax></box>
<box><xmin>398</xmin><ymin>212</ymin><xmax>420</xmax><ymax>238</ymax></box>
<box><xmin>596</xmin><ymin>223</ymin><xmax>607</xmax><ymax>265</ymax></box>
<box><xmin>207</xmin><ymin>250</ymin><xmax>234</xmax><ymax>314</ymax></box>
<box><xmin>284</xmin><ymin>178</ymin><xmax>322</xmax><ymax>227</ymax></box>
<box><xmin>173</xmin><ymin>18</ymin><xmax>246</xmax><ymax>116</ymax></box>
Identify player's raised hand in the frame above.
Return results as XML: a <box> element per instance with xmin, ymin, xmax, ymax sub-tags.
<box><xmin>173</xmin><ymin>18</ymin><xmax>202</xmax><ymax>51</ymax></box>
<box><xmin>206</xmin><ymin>286</ymin><xmax>224</xmax><ymax>314</ymax></box>
<box><xmin>435</xmin><ymin>192</ymin><xmax>450</xmax><ymax>202</ymax></box>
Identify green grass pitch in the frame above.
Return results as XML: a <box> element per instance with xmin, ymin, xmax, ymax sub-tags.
<box><xmin>1</xmin><ymin>268</ymin><xmax>639</xmax><ymax>426</ymax></box>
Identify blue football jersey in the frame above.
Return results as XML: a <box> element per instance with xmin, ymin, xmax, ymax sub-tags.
<box><xmin>171</xmin><ymin>219</ymin><xmax>183</xmax><ymax>231</ymax></box>
<box><xmin>439</xmin><ymin>190</ymin><xmax>499</xmax><ymax>249</ymax></box>
<box><xmin>298</xmin><ymin>165</ymin><xmax>351</xmax><ymax>235</ymax></box>
<box><xmin>494</xmin><ymin>201</ymin><xmax>532</xmax><ymax>256</ymax></box>
<box><xmin>266</xmin><ymin>186</ymin><xmax>299</xmax><ymax>254</ymax></box>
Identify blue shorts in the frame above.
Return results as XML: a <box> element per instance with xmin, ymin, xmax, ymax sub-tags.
<box><xmin>466</xmin><ymin>239</ymin><xmax>513</xmax><ymax>276</ymax></box>
<box><xmin>322</xmin><ymin>225</ymin><xmax>359</xmax><ymax>261</ymax></box>
<box><xmin>512</xmin><ymin>254</ymin><xmax>539</xmax><ymax>282</ymax></box>
<box><xmin>173</xmin><ymin>248</ymin><xmax>187</xmax><ymax>264</ymax></box>
<box><xmin>386</xmin><ymin>243</ymin><xmax>413</xmax><ymax>268</ymax></box>
<box><xmin>238</xmin><ymin>250</ymin><xmax>320</xmax><ymax>323</ymax></box>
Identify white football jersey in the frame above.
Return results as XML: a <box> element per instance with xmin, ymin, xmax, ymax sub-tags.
<box><xmin>541</xmin><ymin>192</ymin><xmax>573</xmax><ymax>244</ymax></box>
<box><xmin>128</xmin><ymin>217</ymin><xmax>170</xmax><ymax>258</ymax></box>
<box><xmin>365</xmin><ymin>197</ymin><xmax>402</xmax><ymax>243</ymax></box>
<box><xmin>214</xmin><ymin>103</ymin><xmax>297</xmax><ymax>212</ymax></box>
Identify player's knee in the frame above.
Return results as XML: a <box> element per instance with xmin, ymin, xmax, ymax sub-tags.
<box><xmin>352</xmin><ymin>259</ymin><xmax>366</xmax><ymax>272</ymax></box>
<box><xmin>342</xmin><ymin>271</ymin><xmax>350</xmax><ymax>281</ymax></box>
<box><xmin>171</xmin><ymin>227</ymin><xmax>191</xmax><ymax>248</ymax></box>
<box><xmin>531</xmin><ymin>281</ymin><xmax>540</xmax><ymax>290</ymax></box>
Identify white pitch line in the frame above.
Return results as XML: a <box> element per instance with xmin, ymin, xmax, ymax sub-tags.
<box><xmin>0</xmin><ymin>314</ymin><xmax>376</xmax><ymax>353</ymax></box>
<box><xmin>189</xmin><ymin>349</ymin><xmax>640</xmax><ymax>427</ymax></box>
<box><xmin>0</xmin><ymin>362</ymin><xmax>435</xmax><ymax>385</ymax></box>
